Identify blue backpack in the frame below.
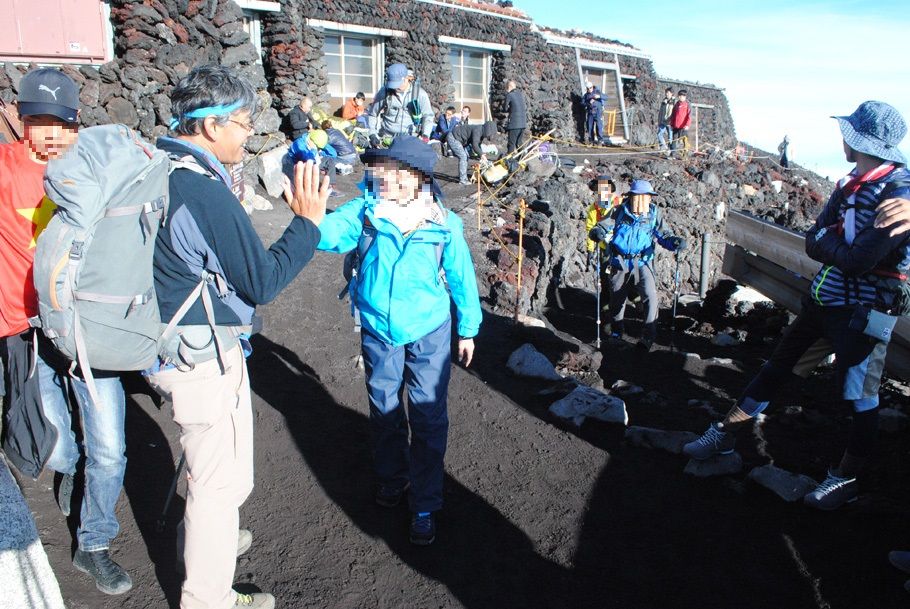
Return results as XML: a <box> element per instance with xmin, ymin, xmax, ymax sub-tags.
<box><xmin>610</xmin><ymin>205</ymin><xmax>658</xmax><ymax>260</ymax></box>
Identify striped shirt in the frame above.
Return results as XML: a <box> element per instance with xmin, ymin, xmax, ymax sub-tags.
<box><xmin>808</xmin><ymin>167</ymin><xmax>910</xmax><ymax>310</ymax></box>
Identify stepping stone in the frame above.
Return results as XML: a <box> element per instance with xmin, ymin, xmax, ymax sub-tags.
<box><xmin>747</xmin><ymin>464</ymin><xmax>818</xmax><ymax>502</ymax></box>
<box><xmin>624</xmin><ymin>426</ymin><xmax>699</xmax><ymax>454</ymax></box>
<box><xmin>549</xmin><ymin>385</ymin><xmax>627</xmax><ymax>426</ymax></box>
<box><xmin>507</xmin><ymin>343</ymin><xmax>562</xmax><ymax>381</ymax></box>
<box><xmin>684</xmin><ymin>452</ymin><xmax>743</xmax><ymax>477</ymax></box>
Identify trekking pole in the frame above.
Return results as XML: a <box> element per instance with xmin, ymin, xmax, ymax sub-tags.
<box><xmin>156</xmin><ymin>452</ymin><xmax>186</xmax><ymax>533</ymax></box>
<box><xmin>595</xmin><ymin>248</ymin><xmax>601</xmax><ymax>349</ymax></box>
<box><xmin>514</xmin><ymin>199</ymin><xmax>526</xmax><ymax>321</ymax></box>
<box><xmin>670</xmin><ymin>251</ymin><xmax>681</xmax><ymax>351</ymax></box>
<box><xmin>476</xmin><ymin>165</ymin><xmax>482</xmax><ymax>231</ymax></box>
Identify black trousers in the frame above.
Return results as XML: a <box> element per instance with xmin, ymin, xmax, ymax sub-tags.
<box><xmin>507</xmin><ymin>128</ymin><xmax>525</xmax><ymax>154</ymax></box>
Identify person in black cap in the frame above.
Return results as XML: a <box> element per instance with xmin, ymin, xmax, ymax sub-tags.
<box><xmin>312</xmin><ymin>136</ymin><xmax>482</xmax><ymax>546</ymax></box>
<box><xmin>683</xmin><ymin>101</ymin><xmax>910</xmax><ymax>511</ymax></box>
<box><xmin>0</xmin><ymin>67</ymin><xmax>133</xmax><ymax>595</ymax></box>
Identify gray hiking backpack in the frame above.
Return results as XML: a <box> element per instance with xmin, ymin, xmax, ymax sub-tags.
<box><xmin>33</xmin><ymin>124</ymin><xmax>169</xmax><ymax>401</ymax></box>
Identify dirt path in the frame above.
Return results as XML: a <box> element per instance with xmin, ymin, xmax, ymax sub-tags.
<box><xmin>17</xmin><ymin>169</ymin><xmax>910</xmax><ymax>609</ymax></box>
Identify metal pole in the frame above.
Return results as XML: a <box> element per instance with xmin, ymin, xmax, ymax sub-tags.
<box><xmin>515</xmin><ymin>199</ymin><xmax>526</xmax><ymax>321</ymax></box>
<box><xmin>595</xmin><ymin>248</ymin><xmax>601</xmax><ymax>349</ymax></box>
<box><xmin>699</xmin><ymin>231</ymin><xmax>711</xmax><ymax>299</ymax></box>
<box><xmin>476</xmin><ymin>166</ymin><xmax>481</xmax><ymax>231</ymax></box>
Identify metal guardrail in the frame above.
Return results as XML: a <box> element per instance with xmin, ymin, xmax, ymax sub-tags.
<box><xmin>722</xmin><ymin>210</ymin><xmax>910</xmax><ymax>380</ymax></box>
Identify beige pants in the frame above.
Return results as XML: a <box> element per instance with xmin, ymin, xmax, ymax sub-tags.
<box><xmin>147</xmin><ymin>346</ymin><xmax>254</xmax><ymax>609</ymax></box>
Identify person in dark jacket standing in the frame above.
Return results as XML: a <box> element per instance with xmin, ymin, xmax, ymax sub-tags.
<box><xmin>288</xmin><ymin>96</ymin><xmax>316</xmax><ymax>140</ymax></box>
<box><xmin>583</xmin><ymin>81</ymin><xmax>605</xmax><ymax>144</ymax></box>
<box><xmin>448</xmin><ymin>120</ymin><xmax>497</xmax><ymax>185</ymax></box>
<box><xmin>147</xmin><ymin>65</ymin><xmax>327</xmax><ymax>609</ymax></box>
<box><xmin>683</xmin><ymin>101</ymin><xmax>910</xmax><ymax>512</ymax></box>
<box><xmin>657</xmin><ymin>87</ymin><xmax>675</xmax><ymax>151</ymax></box>
<box><xmin>503</xmin><ymin>80</ymin><xmax>528</xmax><ymax>154</ymax></box>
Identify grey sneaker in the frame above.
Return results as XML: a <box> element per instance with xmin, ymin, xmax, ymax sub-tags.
<box><xmin>803</xmin><ymin>471</ymin><xmax>857</xmax><ymax>510</ymax></box>
<box><xmin>234</xmin><ymin>592</ymin><xmax>275</xmax><ymax>609</ymax></box>
<box><xmin>73</xmin><ymin>549</ymin><xmax>133</xmax><ymax>595</ymax></box>
<box><xmin>682</xmin><ymin>422</ymin><xmax>736</xmax><ymax>460</ymax></box>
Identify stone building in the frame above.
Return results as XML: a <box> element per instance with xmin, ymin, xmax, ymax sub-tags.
<box><xmin>0</xmin><ymin>0</ymin><xmax>736</xmax><ymax>156</ymax></box>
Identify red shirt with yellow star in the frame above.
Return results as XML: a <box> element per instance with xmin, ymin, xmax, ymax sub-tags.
<box><xmin>0</xmin><ymin>140</ymin><xmax>56</xmax><ymax>337</ymax></box>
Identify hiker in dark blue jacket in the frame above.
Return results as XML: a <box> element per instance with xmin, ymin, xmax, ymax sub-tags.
<box><xmin>593</xmin><ymin>179</ymin><xmax>684</xmax><ymax>350</ymax></box>
<box><xmin>684</xmin><ymin>101</ymin><xmax>910</xmax><ymax>511</ymax></box>
<box><xmin>147</xmin><ymin>65</ymin><xmax>327</xmax><ymax>609</ymax></box>
<box><xmin>431</xmin><ymin>106</ymin><xmax>460</xmax><ymax>156</ymax></box>
<box><xmin>583</xmin><ymin>82</ymin><xmax>605</xmax><ymax>144</ymax></box>
<box><xmin>503</xmin><ymin>80</ymin><xmax>528</xmax><ymax>153</ymax></box>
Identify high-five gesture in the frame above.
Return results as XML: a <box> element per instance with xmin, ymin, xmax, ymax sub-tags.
<box><xmin>282</xmin><ymin>160</ymin><xmax>329</xmax><ymax>226</ymax></box>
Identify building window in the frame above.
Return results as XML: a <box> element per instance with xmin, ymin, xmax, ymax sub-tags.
<box><xmin>450</xmin><ymin>47</ymin><xmax>490</xmax><ymax>120</ymax></box>
<box><xmin>324</xmin><ymin>34</ymin><xmax>382</xmax><ymax>107</ymax></box>
<box><xmin>241</xmin><ymin>11</ymin><xmax>263</xmax><ymax>64</ymax></box>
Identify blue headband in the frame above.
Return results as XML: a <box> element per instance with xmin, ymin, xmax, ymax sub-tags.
<box><xmin>169</xmin><ymin>100</ymin><xmax>244</xmax><ymax>130</ymax></box>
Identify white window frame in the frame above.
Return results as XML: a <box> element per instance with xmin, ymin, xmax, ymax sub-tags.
<box><xmin>322</xmin><ymin>32</ymin><xmax>385</xmax><ymax>104</ymax></box>
<box><xmin>241</xmin><ymin>11</ymin><xmax>263</xmax><ymax>64</ymax></box>
<box><xmin>448</xmin><ymin>45</ymin><xmax>492</xmax><ymax>121</ymax></box>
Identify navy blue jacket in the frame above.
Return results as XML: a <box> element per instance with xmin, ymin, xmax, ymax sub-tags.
<box><xmin>154</xmin><ymin>138</ymin><xmax>320</xmax><ymax>326</ymax></box>
<box><xmin>504</xmin><ymin>89</ymin><xmax>527</xmax><ymax>130</ymax></box>
<box><xmin>325</xmin><ymin>128</ymin><xmax>356</xmax><ymax>157</ymax></box>
<box><xmin>583</xmin><ymin>88</ymin><xmax>604</xmax><ymax>116</ymax></box>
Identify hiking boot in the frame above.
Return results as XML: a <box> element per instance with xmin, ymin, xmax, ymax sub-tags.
<box><xmin>375</xmin><ymin>482</ymin><xmax>409</xmax><ymax>508</ymax></box>
<box><xmin>637</xmin><ymin>337</ymin><xmax>654</xmax><ymax>352</ymax></box>
<box><xmin>682</xmin><ymin>422</ymin><xmax>736</xmax><ymax>460</ymax></box>
<box><xmin>890</xmin><ymin>551</ymin><xmax>910</xmax><ymax>574</ymax></box>
<box><xmin>73</xmin><ymin>549</ymin><xmax>133</xmax><ymax>595</ymax></box>
<box><xmin>410</xmin><ymin>512</ymin><xmax>436</xmax><ymax>546</ymax></box>
<box><xmin>234</xmin><ymin>592</ymin><xmax>275</xmax><ymax>609</ymax></box>
<box><xmin>803</xmin><ymin>471</ymin><xmax>857</xmax><ymax>510</ymax></box>
<box><xmin>55</xmin><ymin>472</ymin><xmax>74</xmax><ymax>517</ymax></box>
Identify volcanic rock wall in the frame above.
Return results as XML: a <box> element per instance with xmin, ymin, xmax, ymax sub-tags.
<box><xmin>478</xmin><ymin>151</ymin><xmax>832</xmax><ymax>318</ymax></box>
<box><xmin>0</xmin><ymin>0</ymin><xmax>280</xmax><ymax>154</ymax></box>
<box><xmin>657</xmin><ymin>79</ymin><xmax>737</xmax><ymax>151</ymax></box>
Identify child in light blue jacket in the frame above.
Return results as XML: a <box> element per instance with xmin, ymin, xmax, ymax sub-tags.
<box><xmin>316</xmin><ymin>137</ymin><xmax>481</xmax><ymax>546</ymax></box>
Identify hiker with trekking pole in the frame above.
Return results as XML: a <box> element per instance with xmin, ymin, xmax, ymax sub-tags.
<box><xmin>591</xmin><ymin>179</ymin><xmax>686</xmax><ymax>351</ymax></box>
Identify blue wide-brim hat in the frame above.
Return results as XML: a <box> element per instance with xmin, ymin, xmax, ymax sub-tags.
<box><xmin>361</xmin><ymin>136</ymin><xmax>443</xmax><ymax>197</ymax></box>
<box><xmin>628</xmin><ymin>179</ymin><xmax>657</xmax><ymax>195</ymax></box>
<box><xmin>833</xmin><ymin>100</ymin><xmax>907</xmax><ymax>165</ymax></box>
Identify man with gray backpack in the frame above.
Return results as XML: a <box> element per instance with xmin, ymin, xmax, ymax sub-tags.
<box><xmin>1</xmin><ymin>67</ymin><xmax>132</xmax><ymax>596</ymax></box>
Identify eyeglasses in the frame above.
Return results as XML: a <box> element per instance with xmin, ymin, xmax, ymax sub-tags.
<box><xmin>228</xmin><ymin>118</ymin><xmax>255</xmax><ymax>132</ymax></box>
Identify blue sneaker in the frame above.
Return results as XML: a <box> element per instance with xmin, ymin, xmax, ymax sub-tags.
<box><xmin>409</xmin><ymin>512</ymin><xmax>436</xmax><ymax>546</ymax></box>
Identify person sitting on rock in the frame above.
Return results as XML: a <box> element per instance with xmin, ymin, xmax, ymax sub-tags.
<box><xmin>341</xmin><ymin>91</ymin><xmax>368</xmax><ymax>128</ymax></box>
<box><xmin>321</xmin><ymin>120</ymin><xmax>358</xmax><ymax>167</ymax></box>
<box><xmin>289</xmin><ymin>95</ymin><xmax>317</xmax><ymax>140</ymax></box>
<box><xmin>311</xmin><ymin>136</ymin><xmax>482</xmax><ymax>546</ymax></box>
<box><xmin>448</xmin><ymin>120</ymin><xmax>497</xmax><ymax>185</ymax></box>
<box><xmin>593</xmin><ymin>179</ymin><xmax>685</xmax><ymax>350</ymax></box>
<box><xmin>286</xmin><ymin>129</ymin><xmax>341</xmax><ymax>195</ymax></box>
<box><xmin>683</xmin><ymin>101</ymin><xmax>910</xmax><ymax>511</ymax></box>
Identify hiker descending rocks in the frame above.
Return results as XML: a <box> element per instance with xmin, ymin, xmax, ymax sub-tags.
<box><xmin>366</xmin><ymin>63</ymin><xmax>435</xmax><ymax>146</ymax></box>
<box><xmin>683</xmin><ymin>101</ymin><xmax>910</xmax><ymax>511</ymax></box>
<box><xmin>146</xmin><ymin>65</ymin><xmax>326</xmax><ymax>609</ymax></box>
<box><xmin>448</xmin><ymin>120</ymin><xmax>498</xmax><ymax>185</ymax></box>
<box><xmin>503</xmin><ymin>79</ymin><xmax>528</xmax><ymax>154</ymax></box>
<box><xmin>589</xmin><ymin>179</ymin><xmax>685</xmax><ymax>351</ymax></box>
<box><xmin>2</xmin><ymin>68</ymin><xmax>133</xmax><ymax>597</ymax></box>
<box><xmin>583</xmin><ymin>81</ymin><xmax>605</xmax><ymax>144</ymax></box>
<box><xmin>314</xmin><ymin>137</ymin><xmax>482</xmax><ymax>546</ymax></box>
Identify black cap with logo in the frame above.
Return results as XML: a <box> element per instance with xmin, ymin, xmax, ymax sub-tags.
<box><xmin>17</xmin><ymin>68</ymin><xmax>79</xmax><ymax>123</ymax></box>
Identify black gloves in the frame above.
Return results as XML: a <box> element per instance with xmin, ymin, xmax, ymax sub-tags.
<box><xmin>672</xmin><ymin>237</ymin><xmax>687</xmax><ymax>251</ymax></box>
<box><xmin>589</xmin><ymin>225</ymin><xmax>609</xmax><ymax>243</ymax></box>
<box><xmin>369</xmin><ymin>134</ymin><xmax>381</xmax><ymax>148</ymax></box>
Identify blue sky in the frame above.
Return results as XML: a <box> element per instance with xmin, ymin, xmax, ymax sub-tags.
<box><xmin>516</xmin><ymin>0</ymin><xmax>910</xmax><ymax>179</ymax></box>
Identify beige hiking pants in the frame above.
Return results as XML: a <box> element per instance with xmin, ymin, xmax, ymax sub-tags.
<box><xmin>147</xmin><ymin>346</ymin><xmax>254</xmax><ymax>609</ymax></box>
